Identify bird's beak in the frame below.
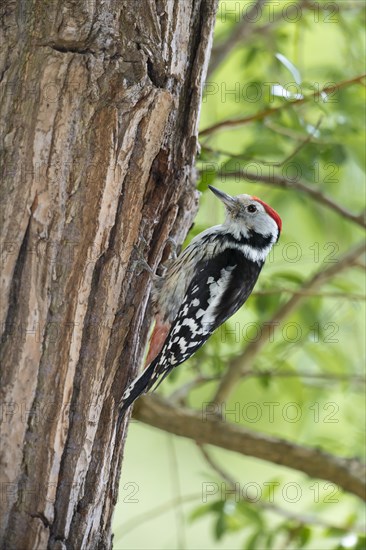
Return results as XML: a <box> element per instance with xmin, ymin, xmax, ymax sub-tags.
<box><xmin>208</xmin><ymin>185</ymin><xmax>238</xmax><ymax>211</ymax></box>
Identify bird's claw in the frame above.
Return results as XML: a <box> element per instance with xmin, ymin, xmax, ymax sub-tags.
<box><xmin>165</xmin><ymin>237</ymin><xmax>178</xmax><ymax>260</ymax></box>
<box><xmin>132</xmin><ymin>245</ymin><xmax>155</xmax><ymax>276</ymax></box>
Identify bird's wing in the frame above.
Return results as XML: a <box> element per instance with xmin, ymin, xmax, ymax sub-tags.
<box><xmin>151</xmin><ymin>247</ymin><xmax>263</xmax><ymax>383</ymax></box>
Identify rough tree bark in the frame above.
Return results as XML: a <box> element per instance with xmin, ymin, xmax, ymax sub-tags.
<box><xmin>0</xmin><ymin>1</ymin><xmax>218</xmax><ymax>547</ymax></box>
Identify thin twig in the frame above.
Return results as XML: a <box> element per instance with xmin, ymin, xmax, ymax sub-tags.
<box><xmin>213</xmin><ymin>241</ymin><xmax>366</xmax><ymax>404</ymax></box>
<box><xmin>264</xmin><ymin>119</ymin><xmax>329</xmax><ymax>143</ymax></box>
<box><xmin>169</xmin><ymin>368</ymin><xmax>365</xmax><ymax>404</ymax></box>
<box><xmin>243</xmin><ymin>370</ymin><xmax>366</xmax><ymax>385</ymax></box>
<box><xmin>167</xmin><ymin>436</ymin><xmax>187</xmax><ymax>550</ymax></box>
<box><xmin>198</xmin><ymin>445</ymin><xmax>366</xmax><ymax>532</ymax></box>
<box><xmin>252</xmin><ymin>290</ymin><xmax>365</xmax><ymax>300</ymax></box>
<box><xmin>113</xmin><ymin>493</ymin><xmax>201</xmax><ymax>538</ymax></box>
<box><xmin>169</xmin><ymin>375</ymin><xmax>218</xmax><ymax>403</ymax></box>
<box><xmin>169</xmin><ymin>369</ymin><xmax>366</xmax><ymax>405</ymax></box>
<box><xmin>200</xmin><ymin>74</ymin><xmax>366</xmax><ymax>137</ymax></box>
<box><xmin>198</xmin><ymin>444</ymin><xmax>237</xmax><ymax>487</ymax></box>
<box><xmin>219</xmin><ymin>169</ymin><xmax>365</xmax><ymax>228</ymax></box>
<box><xmin>201</xmin><ymin>117</ymin><xmax>323</xmax><ymax>168</ymax></box>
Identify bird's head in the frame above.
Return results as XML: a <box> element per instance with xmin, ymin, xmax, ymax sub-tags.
<box><xmin>208</xmin><ymin>185</ymin><xmax>282</xmax><ymax>243</ymax></box>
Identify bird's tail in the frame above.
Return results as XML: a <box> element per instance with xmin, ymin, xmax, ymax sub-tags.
<box><xmin>119</xmin><ymin>360</ymin><xmax>159</xmax><ymax>415</ymax></box>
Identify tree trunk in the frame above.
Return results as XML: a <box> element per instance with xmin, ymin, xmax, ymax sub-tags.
<box><xmin>0</xmin><ymin>1</ymin><xmax>218</xmax><ymax>547</ymax></box>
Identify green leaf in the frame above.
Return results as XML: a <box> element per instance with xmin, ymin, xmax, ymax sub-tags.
<box><xmin>254</xmin><ymin>291</ymin><xmax>282</xmax><ymax>316</ymax></box>
<box><xmin>214</xmin><ymin>511</ymin><xmax>227</xmax><ymax>540</ymax></box>
<box><xmin>265</xmin><ymin>529</ymin><xmax>277</xmax><ymax>549</ymax></box>
<box><xmin>298</xmin><ymin>525</ymin><xmax>312</xmax><ymax>547</ymax></box>
<box><xmin>237</xmin><ymin>502</ymin><xmax>265</xmax><ymax>529</ymax></box>
<box><xmin>259</xmin><ymin>372</ymin><xmax>272</xmax><ymax>389</ymax></box>
<box><xmin>189</xmin><ymin>504</ymin><xmax>213</xmax><ymax>522</ymax></box>
<box><xmin>189</xmin><ymin>500</ymin><xmax>224</xmax><ymax>522</ymax></box>
<box><xmin>355</xmin><ymin>535</ymin><xmax>366</xmax><ymax>550</ymax></box>
<box><xmin>326</xmin><ymin>527</ymin><xmax>348</xmax><ymax>537</ymax></box>
<box><xmin>243</xmin><ymin>530</ymin><xmax>263</xmax><ymax>550</ymax></box>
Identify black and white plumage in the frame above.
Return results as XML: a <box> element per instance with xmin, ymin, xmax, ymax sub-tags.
<box><xmin>120</xmin><ymin>186</ymin><xmax>282</xmax><ymax>413</ymax></box>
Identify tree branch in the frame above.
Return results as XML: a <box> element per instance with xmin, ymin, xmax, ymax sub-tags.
<box><xmin>214</xmin><ymin>241</ymin><xmax>366</xmax><ymax>403</ymax></box>
<box><xmin>219</xmin><ymin>168</ymin><xmax>366</xmax><ymax>228</ymax></box>
<box><xmin>200</xmin><ymin>74</ymin><xmax>366</xmax><ymax>137</ymax></box>
<box><xmin>133</xmin><ymin>394</ymin><xmax>366</xmax><ymax>501</ymax></box>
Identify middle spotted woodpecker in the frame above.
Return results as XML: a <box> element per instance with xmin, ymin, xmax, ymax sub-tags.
<box><xmin>120</xmin><ymin>185</ymin><xmax>282</xmax><ymax>412</ymax></box>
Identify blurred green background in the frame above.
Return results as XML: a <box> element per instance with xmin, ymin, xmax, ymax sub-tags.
<box><xmin>114</xmin><ymin>1</ymin><xmax>365</xmax><ymax>548</ymax></box>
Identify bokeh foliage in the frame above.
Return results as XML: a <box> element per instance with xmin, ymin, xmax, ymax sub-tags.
<box><xmin>115</xmin><ymin>2</ymin><xmax>365</xmax><ymax>548</ymax></box>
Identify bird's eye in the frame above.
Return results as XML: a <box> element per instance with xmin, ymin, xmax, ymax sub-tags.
<box><xmin>247</xmin><ymin>204</ymin><xmax>257</xmax><ymax>213</ymax></box>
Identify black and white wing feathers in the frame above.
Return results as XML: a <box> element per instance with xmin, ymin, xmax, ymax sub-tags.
<box><xmin>120</xmin><ymin>247</ymin><xmax>263</xmax><ymax>412</ymax></box>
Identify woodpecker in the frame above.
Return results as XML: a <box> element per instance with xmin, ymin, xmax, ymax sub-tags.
<box><xmin>120</xmin><ymin>185</ymin><xmax>282</xmax><ymax>413</ymax></box>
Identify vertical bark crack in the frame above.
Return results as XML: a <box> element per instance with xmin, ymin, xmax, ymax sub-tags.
<box><xmin>0</xmin><ymin>217</ymin><xmax>31</xmax><ymax>351</ymax></box>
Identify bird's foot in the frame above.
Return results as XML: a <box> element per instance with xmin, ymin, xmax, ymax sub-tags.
<box><xmin>165</xmin><ymin>236</ymin><xmax>178</xmax><ymax>261</ymax></box>
<box><xmin>159</xmin><ymin>237</ymin><xmax>179</xmax><ymax>272</ymax></box>
<box><xmin>132</xmin><ymin>245</ymin><xmax>164</xmax><ymax>282</ymax></box>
